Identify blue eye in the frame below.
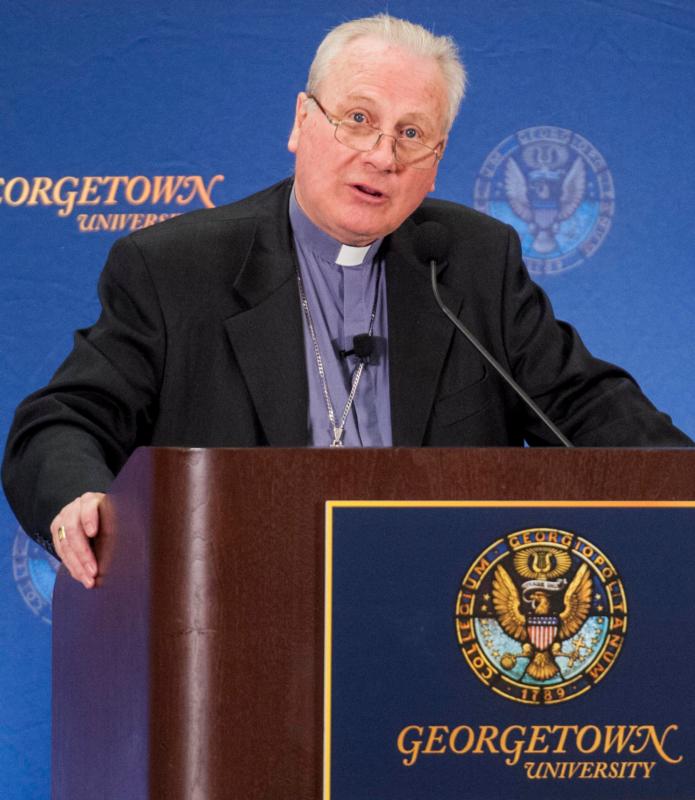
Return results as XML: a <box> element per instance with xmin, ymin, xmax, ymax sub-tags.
<box><xmin>403</xmin><ymin>127</ymin><xmax>419</xmax><ymax>139</ymax></box>
<box><xmin>351</xmin><ymin>112</ymin><xmax>367</xmax><ymax>124</ymax></box>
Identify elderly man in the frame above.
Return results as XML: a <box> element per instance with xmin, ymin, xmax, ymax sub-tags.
<box><xmin>2</xmin><ymin>14</ymin><xmax>691</xmax><ymax>587</ymax></box>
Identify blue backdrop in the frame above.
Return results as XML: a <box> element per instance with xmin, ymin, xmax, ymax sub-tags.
<box><xmin>2</xmin><ymin>2</ymin><xmax>694</xmax><ymax>796</ymax></box>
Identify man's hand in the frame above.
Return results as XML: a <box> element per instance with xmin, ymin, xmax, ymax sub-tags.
<box><xmin>51</xmin><ymin>492</ymin><xmax>105</xmax><ymax>588</ymax></box>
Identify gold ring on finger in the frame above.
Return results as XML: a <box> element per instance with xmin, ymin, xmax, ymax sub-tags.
<box><xmin>57</xmin><ymin>525</ymin><xmax>67</xmax><ymax>542</ymax></box>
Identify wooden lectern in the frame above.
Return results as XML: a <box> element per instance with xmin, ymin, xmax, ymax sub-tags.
<box><xmin>52</xmin><ymin>447</ymin><xmax>695</xmax><ymax>799</ymax></box>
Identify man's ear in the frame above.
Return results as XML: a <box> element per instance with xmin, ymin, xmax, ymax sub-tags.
<box><xmin>287</xmin><ymin>92</ymin><xmax>310</xmax><ymax>154</ymax></box>
<box><xmin>430</xmin><ymin>136</ymin><xmax>447</xmax><ymax>191</ymax></box>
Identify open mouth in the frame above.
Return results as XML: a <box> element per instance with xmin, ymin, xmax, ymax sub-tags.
<box><xmin>353</xmin><ymin>184</ymin><xmax>384</xmax><ymax>198</ymax></box>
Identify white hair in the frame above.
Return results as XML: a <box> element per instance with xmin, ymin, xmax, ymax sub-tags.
<box><xmin>306</xmin><ymin>14</ymin><xmax>467</xmax><ymax>133</ymax></box>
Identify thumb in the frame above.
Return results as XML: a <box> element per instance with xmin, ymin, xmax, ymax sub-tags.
<box><xmin>80</xmin><ymin>492</ymin><xmax>105</xmax><ymax>538</ymax></box>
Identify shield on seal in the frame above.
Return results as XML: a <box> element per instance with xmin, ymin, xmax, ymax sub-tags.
<box><xmin>527</xmin><ymin>615</ymin><xmax>558</xmax><ymax>651</ymax></box>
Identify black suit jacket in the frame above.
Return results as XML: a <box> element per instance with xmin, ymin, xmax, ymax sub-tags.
<box><xmin>3</xmin><ymin>179</ymin><xmax>691</xmax><ymax>550</ymax></box>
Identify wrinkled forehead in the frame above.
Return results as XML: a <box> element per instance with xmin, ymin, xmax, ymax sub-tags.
<box><xmin>315</xmin><ymin>36</ymin><xmax>448</xmax><ymax>134</ymax></box>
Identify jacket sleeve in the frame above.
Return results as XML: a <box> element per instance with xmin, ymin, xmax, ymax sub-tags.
<box><xmin>499</xmin><ymin>225</ymin><xmax>693</xmax><ymax>446</ymax></box>
<box><xmin>2</xmin><ymin>235</ymin><xmax>166</xmax><ymax>552</ymax></box>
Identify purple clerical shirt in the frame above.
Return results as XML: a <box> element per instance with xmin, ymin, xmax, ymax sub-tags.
<box><xmin>289</xmin><ymin>190</ymin><xmax>392</xmax><ymax>447</ymax></box>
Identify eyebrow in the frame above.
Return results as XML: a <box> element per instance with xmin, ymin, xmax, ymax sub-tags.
<box><xmin>339</xmin><ymin>93</ymin><xmax>435</xmax><ymax>130</ymax></box>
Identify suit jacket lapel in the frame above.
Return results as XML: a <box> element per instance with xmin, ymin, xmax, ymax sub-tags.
<box><xmin>219</xmin><ymin>182</ymin><xmax>467</xmax><ymax>448</ymax></box>
<box><xmin>222</xmin><ymin>184</ymin><xmax>308</xmax><ymax>446</ymax></box>
<box><xmin>386</xmin><ymin>220</ymin><xmax>465</xmax><ymax>446</ymax></box>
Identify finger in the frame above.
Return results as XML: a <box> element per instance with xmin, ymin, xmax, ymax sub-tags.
<box><xmin>79</xmin><ymin>492</ymin><xmax>104</xmax><ymax>538</ymax></box>
<box><xmin>52</xmin><ymin>514</ymin><xmax>95</xmax><ymax>589</ymax></box>
<box><xmin>55</xmin><ymin>526</ymin><xmax>95</xmax><ymax>589</ymax></box>
<box><xmin>75</xmin><ymin>493</ymin><xmax>105</xmax><ymax>580</ymax></box>
<box><xmin>67</xmin><ymin>501</ymin><xmax>99</xmax><ymax>580</ymax></box>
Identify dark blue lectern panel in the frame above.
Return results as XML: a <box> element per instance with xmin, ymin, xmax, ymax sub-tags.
<box><xmin>326</xmin><ymin>503</ymin><xmax>695</xmax><ymax>800</ymax></box>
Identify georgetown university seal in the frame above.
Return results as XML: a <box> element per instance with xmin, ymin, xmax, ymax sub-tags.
<box><xmin>455</xmin><ymin>528</ymin><xmax>626</xmax><ymax>704</ymax></box>
<box><xmin>473</xmin><ymin>127</ymin><xmax>615</xmax><ymax>275</ymax></box>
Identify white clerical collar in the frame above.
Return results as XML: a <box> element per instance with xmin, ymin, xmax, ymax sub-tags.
<box><xmin>336</xmin><ymin>244</ymin><xmax>372</xmax><ymax>267</ymax></box>
<box><xmin>289</xmin><ymin>187</ymin><xmax>383</xmax><ymax>267</ymax></box>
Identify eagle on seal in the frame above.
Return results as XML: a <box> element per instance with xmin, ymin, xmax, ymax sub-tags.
<box><xmin>492</xmin><ymin>557</ymin><xmax>592</xmax><ymax>681</ymax></box>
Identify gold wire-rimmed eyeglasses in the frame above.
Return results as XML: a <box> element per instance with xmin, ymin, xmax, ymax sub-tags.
<box><xmin>307</xmin><ymin>94</ymin><xmax>442</xmax><ymax>170</ymax></box>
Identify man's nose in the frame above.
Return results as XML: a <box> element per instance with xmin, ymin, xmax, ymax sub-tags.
<box><xmin>365</xmin><ymin>133</ymin><xmax>398</xmax><ymax>171</ymax></box>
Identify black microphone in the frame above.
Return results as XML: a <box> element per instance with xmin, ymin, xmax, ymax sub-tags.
<box><xmin>413</xmin><ymin>221</ymin><xmax>573</xmax><ymax>448</ymax></box>
<box><xmin>413</xmin><ymin>220</ymin><xmax>451</xmax><ymax>268</ymax></box>
<box><xmin>340</xmin><ymin>332</ymin><xmax>374</xmax><ymax>360</ymax></box>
